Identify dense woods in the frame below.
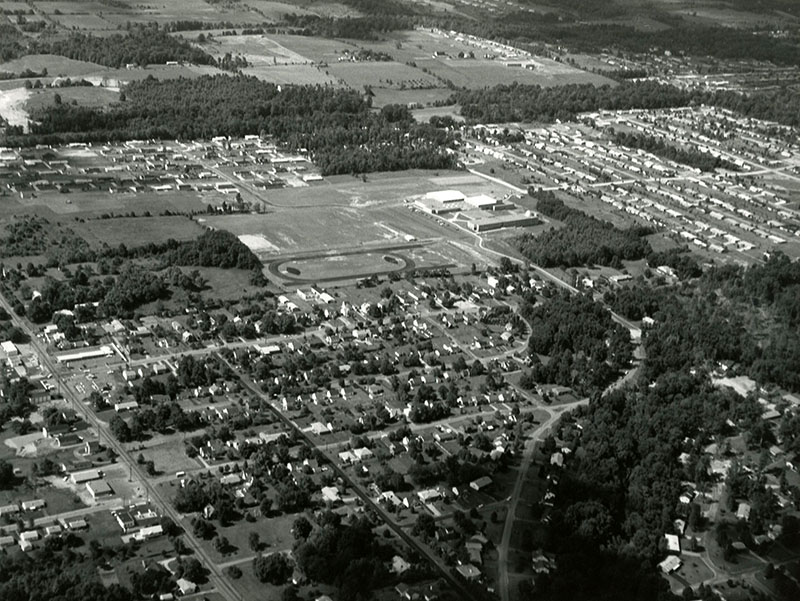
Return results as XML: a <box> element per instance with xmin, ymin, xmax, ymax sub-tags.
<box><xmin>8</xmin><ymin>75</ymin><xmax>457</xmax><ymax>175</ymax></box>
<box><xmin>516</xmin><ymin>191</ymin><xmax>651</xmax><ymax>268</ymax></box>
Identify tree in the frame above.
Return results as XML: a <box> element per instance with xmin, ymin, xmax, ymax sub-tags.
<box><xmin>412</xmin><ymin>513</ymin><xmax>435</xmax><ymax>538</ymax></box>
<box><xmin>248</xmin><ymin>531</ymin><xmax>261</xmax><ymax>552</ymax></box>
<box><xmin>252</xmin><ymin>553</ymin><xmax>293</xmax><ymax>585</ymax></box>
<box><xmin>213</xmin><ymin>535</ymin><xmax>229</xmax><ymax>553</ymax></box>
<box><xmin>192</xmin><ymin>518</ymin><xmax>215</xmax><ymax>540</ymax></box>
<box><xmin>179</xmin><ymin>557</ymin><xmax>205</xmax><ymax>583</ymax></box>
<box><xmin>109</xmin><ymin>415</ymin><xmax>132</xmax><ymax>442</ymax></box>
<box><xmin>0</xmin><ymin>460</ymin><xmax>14</xmax><ymax>487</ymax></box>
<box><xmin>292</xmin><ymin>516</ymin><xmax>312</xmax><ymax>541</ymax></box>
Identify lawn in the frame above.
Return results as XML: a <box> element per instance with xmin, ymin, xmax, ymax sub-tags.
<box><xmin>189</xmin><ymin>511</ymin><xmax>296</xmax><ymax>564</ymax></box>
<box><xmin>674</xmin><ymin>555</ymin><xmax>715</xmax><ymax>586</ymax></box>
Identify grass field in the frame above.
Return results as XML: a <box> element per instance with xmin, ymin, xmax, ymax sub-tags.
<box><xmin>25</xmin><ymin>86</ymin><xmax>120</xmax><ymax>112</ymax></box>
<box><xmin>0</xmin><ymin>54</ymin><xmax>106</xmax><ymax>78</ymax></box>
<box><xmin>77</xmin><ymin>216</ymin><xmax>206</xmax><ymax>247</ymax></box>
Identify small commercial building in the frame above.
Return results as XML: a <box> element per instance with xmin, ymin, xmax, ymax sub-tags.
<box><xmin>86</xmin><ymin>480</ymin><xmax>113</xmax><ymax>500</ymax></box>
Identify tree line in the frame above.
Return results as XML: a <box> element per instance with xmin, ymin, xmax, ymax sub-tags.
<box><xmin>451</xmin><ymin>81</ymin><xmax>800</xmax><ymax>128</ymax></box>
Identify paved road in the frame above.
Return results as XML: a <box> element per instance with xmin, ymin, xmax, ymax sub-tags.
<box><xmin>496</xmin><ymin>399</ymin><xmax>588</xmax><ymax>601</ymax></box>
<box><xmin>0</xmin><ymin>291</ymin><xmax>242</xmax><ymax>601</ymax></box>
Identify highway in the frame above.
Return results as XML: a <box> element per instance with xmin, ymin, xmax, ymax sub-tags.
<box><xmin>0</xmin><ymin>291</ymin><xmax>242</xmax><ymax>601</ymax></box>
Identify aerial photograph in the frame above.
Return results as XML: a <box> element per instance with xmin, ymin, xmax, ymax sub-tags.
<box><xmin>0</xmin><ymin>1</ymin><xmax>799</xmax><ymax>600</ymax></box>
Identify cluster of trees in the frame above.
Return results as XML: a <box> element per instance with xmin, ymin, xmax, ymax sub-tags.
<box><xmin>0</xmin><ymin>547</ymin><xmax>134</xmax><ymax>601</ymax></box>
<box><xmin>29</xmin><ymin>27</ymin><xmax>216</xmax><ymax>68</ymax></box>
<box><xmin>294</xmin><ymin>512</ymin><xmax>393</xmax><ymax>600</ymax></box>
<box><xmin>538</xmin><ymin>373</ymin><xmax>763</xmax><ymax>601</ymax></box>
<box><xmin>517</xmin><ymin>191</ymin><xmax>651</xmax><ymax>268</ymax></box>
<box><xmin>12</xmin><ymin>75</ymin><xmax>458</xmax><ymax>175</ymax></box>
<box><xmin>646</xmin><ymin>248</ymin><xmax>702</xmax><ymax>281</ymax></box>
<box><xmin>0</xmin><ymin>377</ymin><xmax>32</xmax><ymax>426</ymax></box>
<box><xmin>110</xmin><ymin>402</ymin><xmax>203</xmax><ymax>442</ymax></box>
<box><xmin>521</xmin><ymin>291</ymin><xmax>632</xmax><ymax>393</ymax></box>
<box><xmin>611</xmin><ymin>130</ymin><xmax>738</xmax><ymax>172</ymax></box>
